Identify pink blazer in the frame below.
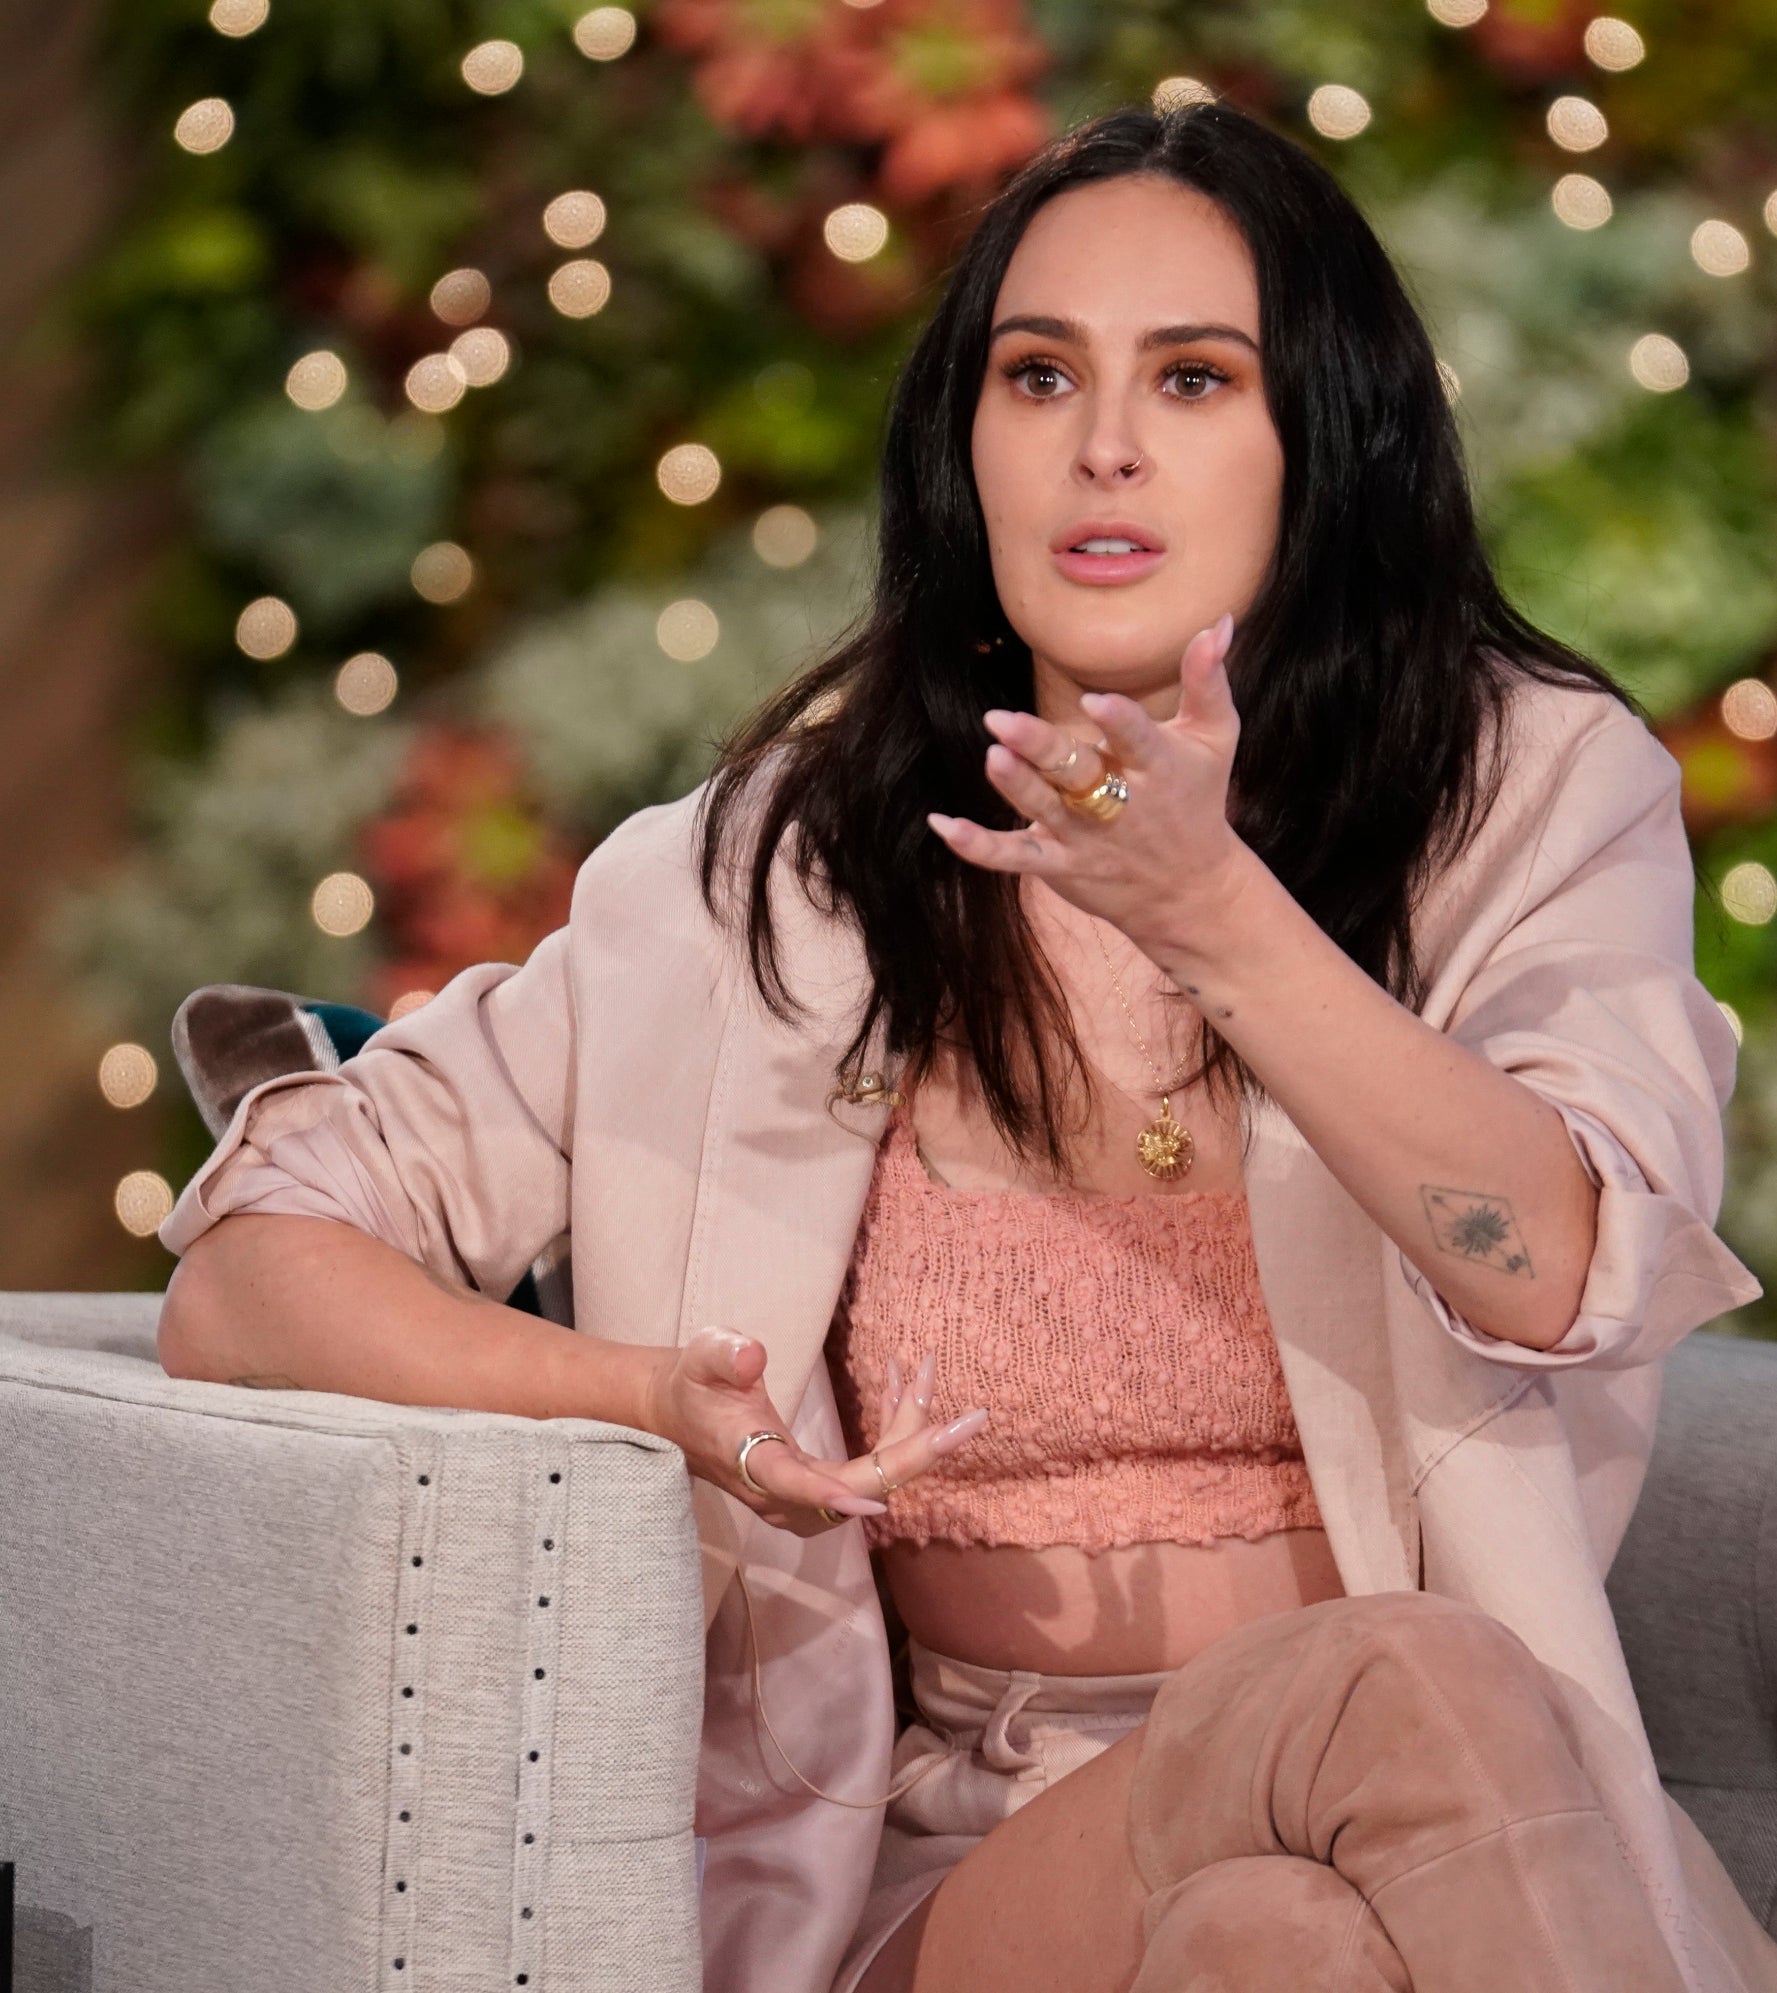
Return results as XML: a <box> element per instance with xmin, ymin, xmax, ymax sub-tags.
<box><xmin>163</xmin><ymin>674</ymin><xmax>1776</xmax><ymax>1993</ymax></box>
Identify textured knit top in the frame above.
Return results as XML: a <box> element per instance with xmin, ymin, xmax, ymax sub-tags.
<box><xmin>825</xmin><ymin>1099</ymin><xmax>1324</xmax><ymax>1553</ymax></box>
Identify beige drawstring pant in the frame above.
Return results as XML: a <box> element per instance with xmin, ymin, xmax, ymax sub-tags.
<box><xmin>832</xmin><ymin>1590</ymin><xmax>1691</xmax><ymax>1993</ymax></box>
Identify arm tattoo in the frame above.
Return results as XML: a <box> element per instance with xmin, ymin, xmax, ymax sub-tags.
<box><xmin>229</xmin><ymin>1373</ymin><xmax>301</xmax><ymax>1390</ymax></box>
<box><xmin>1419</xmin><ymin>1186</ymin><xmax>1535</xmax><ymax>1279</ymax></box>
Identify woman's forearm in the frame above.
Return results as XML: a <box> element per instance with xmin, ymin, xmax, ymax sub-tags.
<box><xmin>159</xmin><ymin>1213</ymin><xmax>667</xmax><ymax>1425</ymax></box>
<box><xmin>1147</xmin><ymin>844</ymin><xmax>1599</xmax><ymax>1352</ymax></box>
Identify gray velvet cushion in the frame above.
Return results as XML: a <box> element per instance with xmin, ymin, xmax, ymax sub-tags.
<box><xmin>0</xmin><ymin>1292</ymin><xmax>704</xmax><ymax>1993</ymax></box>
<box><xmin>1607</xmin><ymin>1329</ymin><xmax>1777</xmax><ymax>1935</ymax></box>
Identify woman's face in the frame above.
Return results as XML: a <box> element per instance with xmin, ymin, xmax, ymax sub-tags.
<box><xmin>970</xmin><ymin>173</ymin><xmax>1285</xmax><ymax>726</ymax></box>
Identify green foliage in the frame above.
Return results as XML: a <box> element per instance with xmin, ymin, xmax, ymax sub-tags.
<box><xmin>48</xmin><ymin>0</ymin><xmax>1777</xmax><ymax>1321</ymax></box>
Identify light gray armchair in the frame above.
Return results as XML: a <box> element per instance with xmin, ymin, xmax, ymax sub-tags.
<box><xmin>0</xmin><ymin>1292</ymin><xmax>705</xmax><ymax>1993</ymax></box>
<box><xmin>3</xmin><ymin>1294</ymin><xmax>1777</xmax><ymax>1992</ymax></box>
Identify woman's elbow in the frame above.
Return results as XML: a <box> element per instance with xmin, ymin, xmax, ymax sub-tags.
<box><xmin>158</xmin><ymin>1232</ymin><xmax>236</xmax><ymax>1381</ymax></box>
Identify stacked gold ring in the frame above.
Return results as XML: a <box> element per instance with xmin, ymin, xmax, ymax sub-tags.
<box><xmin>1043</xmin><ymin>737</ymin><xmax>1130</xmax><ymax>825</ymax></box>
<box><xmin>1063</xmin><ymin>770</ymin><xmax>1130</xmax><ymax>823</ymax></box>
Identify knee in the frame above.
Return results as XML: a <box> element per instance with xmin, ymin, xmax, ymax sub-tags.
<box><xmin>1134</xmin><ymin>1856</ymin><xmax>1411</xmax><ymax>1993</ymax></box>
<box><xmin>1327</xmin><ymin>1592</ymin><xmax>1578</xmax><ymax>1746</ymax></box>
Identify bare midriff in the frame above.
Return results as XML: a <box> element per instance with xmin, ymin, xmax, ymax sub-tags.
<box><xmin>872</xmin><ymin>915</ymin><xmax>1347</xmax><ymax>1678</ymax></box>
<box><xmin>879</xmin><ymin>1530</ymin><xmax>1347</xmax><ymax>1677</ymax></box>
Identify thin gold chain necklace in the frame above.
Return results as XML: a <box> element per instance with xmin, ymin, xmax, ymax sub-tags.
<box><xmin>1089</xmin><ymin>924</ymin><xmax>1197</xmax><ymax>1181</ymax></box>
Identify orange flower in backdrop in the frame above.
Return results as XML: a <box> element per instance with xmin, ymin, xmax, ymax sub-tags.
<box><xmin>653</xmin><ymin>0</ymin><xmax>1052</xmax><ymax>196</ymax></box>
<box><xmin>359</xmin><ymin>725</ymin><xmax>580</xmax><ymax>1014</ymax></box>
<box><xmin>1467</xmin><ymin>0</ymin><xmax>1593</xmax><ymax>85</ymax></box>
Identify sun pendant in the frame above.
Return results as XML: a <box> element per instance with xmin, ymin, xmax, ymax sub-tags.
<box><xmin>1136</xmin><ymin>1097</ymin><xmax>1196</xmax><ymax>1181</ymax></box>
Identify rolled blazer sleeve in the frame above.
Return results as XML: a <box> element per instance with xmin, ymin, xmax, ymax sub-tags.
<box><xmin>1401</xmin><ymin>698</ymin><xmax>1761</xmax><ymax>1370</ymax></box>
<box><xmin>159</xmin><ymin>926</ymin><xmax>575</xmax><ymax>1302</ymax></box>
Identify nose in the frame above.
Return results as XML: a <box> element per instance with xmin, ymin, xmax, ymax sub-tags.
<box><xmin>1074</xmin><ymin>407</ymin><xmax>1151</xmax><ymax>486</ymax></box>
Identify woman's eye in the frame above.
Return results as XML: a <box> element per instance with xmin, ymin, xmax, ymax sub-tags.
<box><xmin>1009</xmin><ymin>361</ymin><xmax>1068</xmax><ymax>398</ymax></box>
<box><xmin>1166</xmin><ymin>364</ymin><xmax>1227</xmax><ymax>400</ymax></box>
<box><xmin>1002</xmin><ymin>359</ymin><xmax>1228</xmax><ymax>401</ymax></box>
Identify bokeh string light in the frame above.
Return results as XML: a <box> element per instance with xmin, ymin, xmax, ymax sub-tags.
<box><xmin>1721</xmin><ymin>679</ymin><xmax>1777</xmax><ymax>741</ymax></box>
<box><xmin>1719</xmin><ymin>1000</ymin><xmax>1745</xmax><ymax>1046</ymax></box>
<box><xmin>823</xmin><ymin>204</ymin><xmax>889</xmax><ymax>262</ymax></box>
<box><xmin>656</xmin><ymin>442</ymin><xmax>721</xmax><ymax>504</ymax></box>
<box><xmin>1691</xmin><ymin>219</ymin><xmax>1751</xmax><ymax>277</ymax></box>
<box><xmin>411</xmin><ymin>542</ymin><xmax>475</xmax><ymax>603</ymax></box>
<box><xmin>1552</xmin><ymin>174</ymin><xmax>1613</xmax><ymax>230</ymax></box>
<box><xmin>544</xmin><ymin>191</ymin><xmax>607</xmax><ymax>249</ymax></box>
<box><xmin>236</xmin><ymin>596</ymin><xmax>298</xmax><ymax>659</ymax></box>
<box><xmin>656</xmin><ymin>598</ymin><xmax>720</xmax><ymax>660</ymax></box>
<box><xmin>573</xmin><ymin>7</ymin><xmax>637</xmax><ymax>60</ymax></box>
<box><xmin>462</xmin><ymin>40</ymin><xmax>524</xmax><ymax>95</ymax></box>
<box><xmin>312</xmin><ymin>872</ymin><xmax>375</xmax><ymax>936</ymax></box>
<box><xmin>389</xmin><ymin>990</ymin><xmax>436</xmax><ymax>1020</ymax></box>
<box><xmin>1152</xmin><ymin>77</ymin><xmax>1216</xmax><ymax>111</ymax></box>
<box><xmin>208</xmin><ymin>0</ymin><xmax>269</xmax><ymax>36</ymax></box>
<box><xmin>1583</xmin><ymin>18</ymin><xmax>1646</xmax><ymax>70</ymax></box>
<box><xmin>548</xmin><ymin>259</ymin><xmax>612</xmax><ymax>318</ymax></box>
<box><xmin>1628</xmin><ymin>332</ymin><xmax>1689</xmax><ymax>392</ymax></box>
<box><xmin>174</xmin><ymin>99</ymin><xmax>234</xmax><ymax>154</ymax></box>
<box><xmin>430</xmin><ymin>268</ymin><xmax>491</xmax><ymax>326</ymax></box>
<box><xmin>1767</xmin><ymin>191</ymin><xmax>1777</xmax><ymax>238</ymax></box>
<box><xmin>1425</xmin><ymin>0</ymin><xmax>1488</xmax><ymax>25</ymax></box>
<box><xmin>1307</xmin><ymin>85</ymin><xmax>1371</xmax><ymax>140</ymax></box>
<box><xmin>449</xmin><ymin>327</ymin><xmax>511</xmax><ymax>386</ymax></box>
<box><xmin>1721</xmin><ymin>861</ymin><xmax>1777</xmax><ymax>927</ymax></box>
<box><xmin>285</xmin><ymin>350</ymin><xmax>348</xmax><ymax>411</ymax></box>
<box><xmin>115</xmin><ymin>1171</ymin><xmax>174</xmax><ymax>1238</ymax></box>
<box><xmin>752</xmin><ymin>504</ymin><xmax>818</xmax><ymax>568</ymax></box>
<box><xmin>334</xmin><ymin>652</ymin><xmax>398</xmax><ymax>716</ymax></box>
<box><xmin>98</xmin><ymin>1044</ymin><xmax>158</xmax><ymax>1109</ymax></box>
<box><xmin>404</xmin><ymin>353</ymin><xmax>468</xmax><ymax>413</ymax></box>
<box><xmin>1547</xmin><ymin>97</ymin><xmax>1608</xmax><ymax>153</ymax></box>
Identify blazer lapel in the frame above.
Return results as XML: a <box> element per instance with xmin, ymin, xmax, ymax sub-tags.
<box><xmin>676</xmin><ymin>881</ymin><xmax>897</xmax><ymax>1420</ymax></box>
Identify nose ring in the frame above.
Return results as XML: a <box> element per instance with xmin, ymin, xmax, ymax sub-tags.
<box><xmin>1119</xmin><ymin>453</ymin><xmax>1143</xmax><ymax>475</ymax></box>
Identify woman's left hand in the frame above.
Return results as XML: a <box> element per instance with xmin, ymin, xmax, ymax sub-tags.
<box><xmin>927</xmin><ymin>610</ymin><xmax>1248</xmax><ymax>952</ymax></box>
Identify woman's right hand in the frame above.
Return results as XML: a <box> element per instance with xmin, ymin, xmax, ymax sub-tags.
<box><xmin>642</xmin><ymin>1327</ymin><xmax>989</xmax><ymax>1539</ymax></box>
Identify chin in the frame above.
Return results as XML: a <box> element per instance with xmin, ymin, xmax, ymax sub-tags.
<box><xmin>1016</xmin><ymin>614</ymin><xmax>1194</xmax><ymax>686</ymax></box>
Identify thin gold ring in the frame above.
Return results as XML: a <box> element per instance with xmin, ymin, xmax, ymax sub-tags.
<box><xmin>1041</xmin><ymin>737</ymin><xmax>1110</xmax><ymax>799</ymax></box>
<box><xmin>871</xmin><ymin>1450</ymin><xmax>896</xmax><ymax>1499</ymax></box>
<box><xmin>817</xmin><ymin>1505</ymin><xmax>844</xmax><ymax>1526</ymax></box>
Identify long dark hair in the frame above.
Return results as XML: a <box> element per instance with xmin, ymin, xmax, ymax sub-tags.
<box><xmin>694</xmin><ymin>99</ymin><xmax>1624</xmax><ymax>1175</ymax></box>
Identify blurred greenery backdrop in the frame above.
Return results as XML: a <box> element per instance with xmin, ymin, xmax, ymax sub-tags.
<box><xmin>44</xmin><ymin>0</ymin><xmax>1777</xmax><ymax>1326</ymax></box>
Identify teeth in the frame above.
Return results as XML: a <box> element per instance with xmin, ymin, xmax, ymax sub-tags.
<box><xmin>1073</xmin><ymin>538</ymin><xmax>1144</xmax><ymax>554</ymax></box>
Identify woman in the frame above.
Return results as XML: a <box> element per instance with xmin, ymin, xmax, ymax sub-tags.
<box><xmin>157</xmin><ymin>102</ymin><xmax>1771</xmax><ymax>1993</ymax></box>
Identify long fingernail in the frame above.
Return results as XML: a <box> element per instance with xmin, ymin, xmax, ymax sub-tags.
<box><xmin>1216</xmin><ymin>610</ymin><xmax>1234</xmax><ymax>650</ymax></box>
<box><xmin>915</xmin><ymin>1350</ymin><xmax>937</xmax><ymax>1408</ymax></box>
<box><xmin>887</xmin><ymin>1355</ymin><xmax>903</xmax><ymax>1399</ymax></box>
<box><xmin>930</xmin><ymin>1408</ymin><xmax>989</xmax><ymax>1455</ymax></box>
<box><xmin>830</xmin><ymin>1494</ymin><xmax>889</xmax><ymax>1516</ymax></box>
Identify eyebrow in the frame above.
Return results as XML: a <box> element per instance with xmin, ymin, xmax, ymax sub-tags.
<box><xmin>988</xmin><ymin>313</ymin><xmax>1260</xmax><ymax>356</ymax></box>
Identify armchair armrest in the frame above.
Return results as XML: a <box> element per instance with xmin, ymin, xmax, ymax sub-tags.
<box><xmin>0</xmin><ymin>1292</ymin><xmax>704</xmax><ymax>1993</ymax></box>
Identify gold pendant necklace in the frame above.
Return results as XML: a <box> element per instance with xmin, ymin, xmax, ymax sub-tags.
<box><xmin>1090</xmin><ymin>926</ymin><xmax>1196</xmax><ymax>1181</ymax></box>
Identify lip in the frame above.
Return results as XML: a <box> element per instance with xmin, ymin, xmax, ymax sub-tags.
<box><xmin>1049</xmin><ymin>518</ymin><xmax>1167</xmax><ymax>586</ymax></box>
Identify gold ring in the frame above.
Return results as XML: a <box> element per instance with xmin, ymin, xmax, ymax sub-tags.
<box><xmin>1061</xmin><ymin>771</ymin><xmax>1130</xmax><ymax>824</ymax></box>
<box><xmin>871</xmin><ymin>1450</ymin><xmax>896</xmax><ymax>1499</ymax></box>
<box><xmin>736</xmin><ymin>1429</ymin><xmax>788</xmax><ymax>1496</ymax></box>
<box><xmin>1041</xmin><ymin>738</ymin><xmax>1110</xmax><ymax>799</ymax></box>
<box><xmin>818</xmin><ymin>1505</ymin><xmax>844</xmax><ymax>1526</ymax></box>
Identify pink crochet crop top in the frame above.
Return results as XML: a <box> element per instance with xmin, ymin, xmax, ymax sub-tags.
<box><xmin>825</xmin><ymin>1100</ymin><xmax>1324</xmax><ymax>1554</ymax></box>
